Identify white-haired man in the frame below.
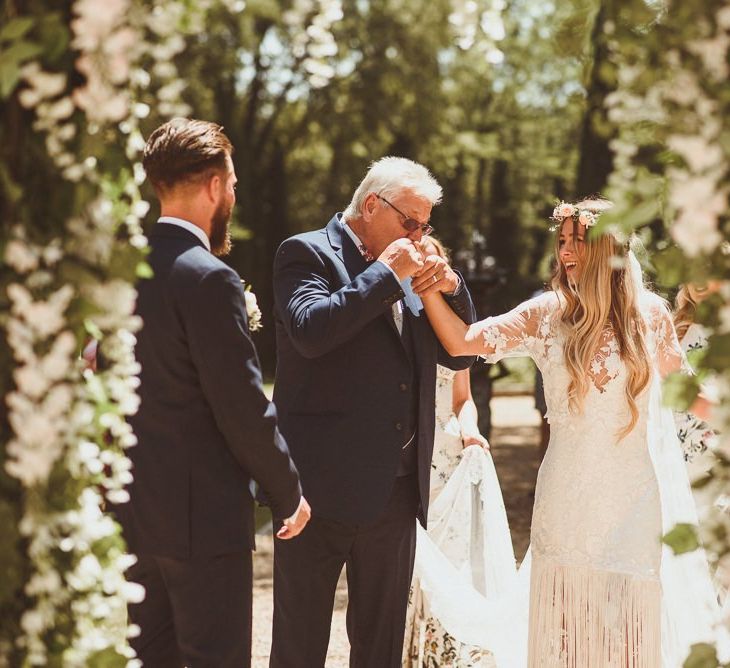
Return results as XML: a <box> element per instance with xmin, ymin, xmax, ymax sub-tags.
<box><xmin>270</xmin><ymin>157</ymin><xmax>477</xmax><ymax>667</ymax></box>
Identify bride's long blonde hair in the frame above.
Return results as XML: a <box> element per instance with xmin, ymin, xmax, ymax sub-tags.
<box><xmin>551</xmin><ymin>198</ymin><xmax>651</xmax><ymax>439</ymax></box>
<box><xmin>673</xmin><ymin>284</ymin><xmax>702</xmax><ymax>342</ymax></box>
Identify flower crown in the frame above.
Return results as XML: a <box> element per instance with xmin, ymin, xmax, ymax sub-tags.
<box><xmin>550</xmin><ymin>201</ymin><xmax>600</xmax><ymax>230</ymax></box>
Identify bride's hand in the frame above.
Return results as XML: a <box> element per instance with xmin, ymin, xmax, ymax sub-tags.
<box><xmin>462</xmin><ymin>431</ymin><xmax>490</xmax><ymax>450</ymax></box>
<box><xmin>411</xmin><ymin>253</ymin><xmax>459</xmax><ymax>296</ymax></box>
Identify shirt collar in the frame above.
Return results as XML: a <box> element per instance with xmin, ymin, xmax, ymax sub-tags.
<box><xmin>157</xmin><ymin>216</ymin><xmax>211</xmax><ymax>252</ymax></box>
<box><xmin>340</xmin><ymin>217</ymin><xmax>374</xmax><ymax>261</ymax></box>
<box><xmin>341</xmin><ymin>217</ymin><xmax>362</xmax><ymax>248</ymax></box>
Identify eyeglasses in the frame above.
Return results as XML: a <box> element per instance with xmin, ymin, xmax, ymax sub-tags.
<box><xmin>375</xmin><ymin>194</ymin><xmax>433</xmax><ymax>236</ymax></box>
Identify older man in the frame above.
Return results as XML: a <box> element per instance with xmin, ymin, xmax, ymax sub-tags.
<box><xmin>270</xmin><ymin>157</ymin><xmax>477</xmax><ymax>667</ymax></box>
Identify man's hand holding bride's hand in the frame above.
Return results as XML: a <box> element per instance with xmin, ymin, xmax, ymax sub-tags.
<box><xmin>378</xmin><ymin>239</ymin><xmax>425</xmax><ymax>280</ymax></box>
<box><xmin>411</xmin><ymin>252</ymin><xmax>459</xmax><ymax>296</ymax></box>
<box><xmin>276</xmin><ymin>496</ymin><xmax>312</xmax><ymax>540</ymax></box>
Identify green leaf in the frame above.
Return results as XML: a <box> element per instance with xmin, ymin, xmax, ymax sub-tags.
<box><xmin>84</xmin><ymin>318</ymin><xmax>104</xmax><ymax>342</ymax></box>
<box><xmin>36</xmin><ymin>12</ymin><xmax>69</xmax><ymax>63</ymax></box>
<box><xmin>0</xmin><ymin>161</ymin><xmax>22</xmax><ymax>204</ymax></box>
<box><xmin>705</xmin><ymin>333</ymin><xmax>730</xmax><ymax>370</ymax></box>
<box><xmin>683</xmin><ymin>642</ymin><xmax>720</xmax><ymax>668</ymax></box>
<box><xmin>663</xmin><ymin>523</ymin><xmax>700</xmax><ymax>555</ymax></box>
<box><xmin>0</xmin><ymin>40</ymin><xmax>44</xmax><ymax>97</ymax></box>
<box><xmin>0</xmin><ymin>59</ymin><xmax>22</xmax><ymax>99</ymax></box>
<box><xmin>0</xmin><ymin>39</ymin><xmax>44</xmax><ymax>65</ymax></box>
<box><xmin>136</xmin><ymin>261</ymin><xmax>153</xmax><ymax>279</ymax></box>
<box><xmin>662</xmin><ymin>371</ymin><xmax>699</xmax><ymax>411</ymax></box>
<box><xmin>652</xmin><ymin>246</ymin><xmax>689</xmax><ymax>287</ymax></box>
<box><xmin>0</xmin><ymin>17</ymin><xmax>35</xmax><ymax>43</ymax></box>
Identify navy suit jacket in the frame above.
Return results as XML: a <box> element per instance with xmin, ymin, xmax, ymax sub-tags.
<box><xmin>123</xmin><ymin>223</ymin><xmax>301</xmax><ymax>559</ymax></box>
<box><xmin>273</xmin><ymin>214</ymin><xmax>477</xmax><ymax>527</ymax></box>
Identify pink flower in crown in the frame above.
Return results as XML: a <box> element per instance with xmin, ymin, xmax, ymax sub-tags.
<box><xmin>552</xmin><ymin>202</ymin><xmax>575</xmax><ymax>220</ymax></box>
<box><xmin>578</xmin><ymin>210</ymin><xmax>597</xmax><ymax>228</ymax></box>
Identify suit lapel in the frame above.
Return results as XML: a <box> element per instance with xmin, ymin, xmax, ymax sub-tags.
<box><xmin>326</xmin><ymin>215</ymin><xmax>406</xmax><ymax>346</ymax></box>
<box><xmin>326</xmin><ymin>214</ymin><xmax>370</xmax><ymax>282</ymax></box>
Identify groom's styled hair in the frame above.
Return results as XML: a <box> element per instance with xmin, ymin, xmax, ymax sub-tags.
<box><xmin>342</xmin><ymin>156</ymin><xmax>442</xmax><ymax>222</ymax></box>
<box><xmin>142</xmin><ymin>118</ymin><xmax>233</xmax><ymax>195</ymax></box>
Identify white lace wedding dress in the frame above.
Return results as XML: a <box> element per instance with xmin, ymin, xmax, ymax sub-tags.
<box><xmin>415</xmin><ymin>290</ymin><xmax>727</xmax><ymax>667</ymax></box>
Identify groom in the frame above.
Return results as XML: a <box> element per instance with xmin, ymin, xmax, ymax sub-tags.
<box><xmin>270</xmin><ymin>157</ymin><xmax>477</xmax><ymax>667</ymax></box>
<box><xmin>120</xmin><ymin>118</ymin><xmax>310</xmax><ymax>667</ymax></box>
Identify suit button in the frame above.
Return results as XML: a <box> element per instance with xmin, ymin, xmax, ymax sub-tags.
<box><xmin>395</xmin><ymin>422</ymin><xmax>403</xmax><ymax>431</ymax></box>
<box><xmin>399</xmin><ymin>383</ymin><xmax>407</xmax><ymax>392</ymax></box>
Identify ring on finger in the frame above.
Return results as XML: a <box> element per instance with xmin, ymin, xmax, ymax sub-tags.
<box><xmin>432</xmin><ymin>274</ymin><xmax>438</xmax><ymax>284</ymax></box>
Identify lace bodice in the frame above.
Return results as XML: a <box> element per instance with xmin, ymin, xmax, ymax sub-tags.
<box><xmin>478</xmin><ymin>291</ymin><xmax>684</xmax><ymax>429</ymax></box>
<box><xmin>475</xmin><ymin>290</ymin><xmax>684</xmax><ymax>575</ymax></box>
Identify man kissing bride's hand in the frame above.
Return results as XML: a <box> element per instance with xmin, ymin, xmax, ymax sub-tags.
<box><xmin>411</xmin><ymin>240</ymin><xmax>460</xmax><ymax>296</ymax></box>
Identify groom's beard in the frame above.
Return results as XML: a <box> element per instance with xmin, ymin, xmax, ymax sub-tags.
<box><xmin>210</xmin><ymin>200</ymin><xmax>233</xmax><ymax>257</ymax></box>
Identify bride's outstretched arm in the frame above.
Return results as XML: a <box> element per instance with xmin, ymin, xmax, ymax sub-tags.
<box><xmin>424</xmin><ymin>289</ymin><xmax>554</xmax><ymax>362</ymax></box>
<box><xmin>421</xmin><ymin>292</ymin><xmax>486</xmax><ymax>356</ymax></box>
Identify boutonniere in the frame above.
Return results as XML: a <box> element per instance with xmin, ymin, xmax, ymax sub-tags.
<box><xmin>241</xmin><ymin>281</ymin><xmax>263</xmax><ymax>332</ymax></box>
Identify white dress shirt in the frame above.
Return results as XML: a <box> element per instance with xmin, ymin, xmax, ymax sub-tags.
<box><xmin>158</xmin><ymin>216</ymin><xmax>211</xmax><ymax>252</ymax></box>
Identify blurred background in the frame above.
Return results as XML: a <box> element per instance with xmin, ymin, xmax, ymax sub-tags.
<box><xmin>156</xmin><ymin>0</ymin><xmax>593</xmax><ymax>375</ymax></box>
<box><xmin>2</xmin><ymin>0</ymin><xmax>618</xmax><ymax>376</ymax></box>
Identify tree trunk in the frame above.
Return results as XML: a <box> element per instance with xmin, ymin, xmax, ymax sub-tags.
<box><xmin>575</xmin><ymin>2</ymin><xmax>616</xmax><ymax>197</ymax></box>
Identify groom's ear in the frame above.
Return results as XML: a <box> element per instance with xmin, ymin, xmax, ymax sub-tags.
<box><xmin>204</xmin><ymin>171</ymin><xmax>223</xmax><ymax>205</ymax></box>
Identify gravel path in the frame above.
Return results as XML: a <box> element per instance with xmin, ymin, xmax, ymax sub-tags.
<box><xmin>251</xmin><ymin>395</ymin><xmax>541</xmax><ymax>667</ymax></box>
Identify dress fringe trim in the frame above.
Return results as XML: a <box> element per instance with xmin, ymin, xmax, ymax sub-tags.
<box><xmin>528</xmin><ymin>560</ymin><xmax>661</xmax><ymax>668</ymax></box>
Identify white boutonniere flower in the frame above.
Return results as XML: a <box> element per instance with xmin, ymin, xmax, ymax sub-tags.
<box><xmin>242</xmin><ymin>283</ymin><xmax>263</xmax><ymax>332</ymax></box>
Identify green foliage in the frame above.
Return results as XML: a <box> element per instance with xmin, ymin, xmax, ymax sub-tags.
<box><xmin>663</xmin><ymin>523</ymin><xmax>700</xmax><ymax>555</ymax></box>
<box><xmin>0</xmin><ymin>18</ymin><xmax>43</xmax><ymax>98</ymax></box>
<box><xmin>683</xmin><ymin>643</ymin><xmax>724</xmax><ymax>668</ymax></box>
<box><xmin>0</xmin><ymin>12</ymin><xmax>70</xmax><ymax>100</ymax></box>
<box><xmin>662</xmin><ymin>371</ymin><xmax>700</xmax><ymax>412</ymax></box>
<box><xmin>163</xmin><ymin>0</ymin><xmax>589</xmax><ymax>373</ymax></box>
<box><xmin>86</xmin><ymin>646</ymin><xmax>130</xmax><ymax>668</ymax></box>
<box><xmin>706</xmin><ymin>334</ymin><xmax>730</xmax><ymax>372</ymax></box>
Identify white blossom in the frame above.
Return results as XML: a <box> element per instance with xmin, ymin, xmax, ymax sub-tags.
<box><xmin>5</xmin><ymin>240</ymin><xmax>40</xmax><ymax>273</ymax></box>
<box><xmin>667</xmin><ymin>135</ymin><xmax>723</xmax><ymax>173</ymax></box>
<box><xmin>688</xmin><ymin>32</ymin><xmax>730</xmax><ymax>81</ymax></box>
<box><xmin>13</xmin><ymin>366</ymin><xmax>52</xmax><ymax>399</ymax></box>
<box><xmin>717</xmin><ymin>5</ymin><xmax>730</xmax><ymax>29</ymax></box>
<box><xmin>19</xmin><ymin>63</ymin><xmax>67</xmax><ymax>106</ymax></box>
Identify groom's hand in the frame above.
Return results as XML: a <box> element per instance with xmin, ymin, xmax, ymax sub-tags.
<box><xmin>377</xmin><ymin>239</ymin><xmax>425</xmax><ymax>280</ymax></box>
<box><xmin>276</xmin><ymin>496</ymin><xmax>311</xmax><ymax>540</ymax></box>
<box><xmin>411</xmin><ymin>253</ymin><xmax>459</xmax><ymax>296</ymax></box>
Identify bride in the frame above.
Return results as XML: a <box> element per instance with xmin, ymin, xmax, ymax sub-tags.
<box><xmin>413</xmin><ymin>198</ymin><xmax>727</xmax><ymax>667</ymax></box>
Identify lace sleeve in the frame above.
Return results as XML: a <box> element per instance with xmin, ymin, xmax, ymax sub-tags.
<box><xmin>476</xmin><ymin>292</ymin><xmax>555</xmax><ymax>364</ymax></box>
<box><xmin>649</xmin><ymin>297</ymin><xmax>690</xmax><ymax>378</ymax></box>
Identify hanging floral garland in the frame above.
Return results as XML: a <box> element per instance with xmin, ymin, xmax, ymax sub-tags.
<box><xmin>601</xmin><ymin>1</ymin><xmax>730</xmax><ymax>661</ymax></box>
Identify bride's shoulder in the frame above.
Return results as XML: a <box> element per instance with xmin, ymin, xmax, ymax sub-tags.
<box><xmin>639</xmin><ymin>290</ymin><xmax>672</xmax><ymax>322</ymax></box>
<box><xmin>523</xmin><ymin>289</ymin><xmax>561</xmax><ymax>314</ymax></box>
